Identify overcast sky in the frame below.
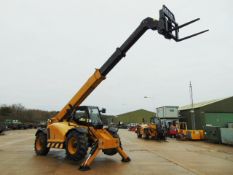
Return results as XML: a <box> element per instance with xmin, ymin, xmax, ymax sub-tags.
<box><xmin>0</xmin><ymin>0</ymin><xmax>232</xmax><ymax>115</ymax></box>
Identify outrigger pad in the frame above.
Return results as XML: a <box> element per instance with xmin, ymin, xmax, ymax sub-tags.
<box><xmin>79</xmin><ymin>165</ymin><xmax>91</xmax><ymax>171</ymax></box>
<box><xmin>121</xmin><ymin>157</ymin><xmax>131</xmax><ymax>162</ymax></box>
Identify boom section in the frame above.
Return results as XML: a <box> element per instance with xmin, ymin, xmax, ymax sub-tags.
<box><xmin>51</xmin><ymin>18</ymin><xmax>158</xmax><ymax>122</ymax></box>
<box><xmin>51</xmin><ymin>69</ymin><xmax>104</xmax><ymax>122</ymax></box>
<box><xmin>100</xmin><ymin>18</ymin><xmax>158</xmax><ymax>76</ymax></box>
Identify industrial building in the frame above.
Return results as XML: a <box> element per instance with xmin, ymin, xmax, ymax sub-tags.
<box><xmin>179</xmin><ymin>96</ymin><xmax>233</xmax><ymax>130</ymax></box>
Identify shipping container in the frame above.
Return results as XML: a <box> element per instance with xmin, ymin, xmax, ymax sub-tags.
<box><xmin>220</xmin><ymin>128</ymin><xmax>233</xmax><ymax>145</ymax></box>
<box><xmin>156</xmin><ymin>106</ymin><xmax>179</xmax><ymax>118</ymax></box>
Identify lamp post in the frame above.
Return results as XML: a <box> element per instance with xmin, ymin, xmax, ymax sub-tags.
<box><xmin>144</xmin><ymin>96</ymin><xmax>150</xmax><ymax>99</ymax></box>
<box><xmin>143</xmin><ymin>96</ymin><xmax>155</xmax><ymax>112</ymax></box>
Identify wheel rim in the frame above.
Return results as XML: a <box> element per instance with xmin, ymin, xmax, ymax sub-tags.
<box><xmin>35</xmin><ymin>137</ymin><xmax>42</xmax><ymax>151</ymax></box>
<box><xmin>68</xmin><ymin>137</ymin><xmax>78</xmax><ymax>155</ymax></box>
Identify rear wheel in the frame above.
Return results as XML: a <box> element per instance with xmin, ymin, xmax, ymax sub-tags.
<box><xmin>137</xmin><ymin>128</ymin><xmax>142</xmax><ymax>138</ymax></box>
<box><xmin>144</xmin><ymin>128</ymin><xmax>150</xmax><ymax>139</ymax></box>
<box><xmin>34</xmin><ymin>132</ymin><xmax>50</xmax><ymax>155</ymax></box>
<box><xmin>65</xmin><ymin>130</ymin><xmax>88</xmax><ymax>161</ymax></box>
<box><xmin>145</xmin><ymin>134</ymin><xmax>150</xmax><ymax>139</ymax></box>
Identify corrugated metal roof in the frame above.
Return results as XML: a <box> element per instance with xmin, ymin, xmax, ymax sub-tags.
<box><xmin>179</xmin><ymin>97</ymin><xmax>229</xmax><ymax>111</ymax></box>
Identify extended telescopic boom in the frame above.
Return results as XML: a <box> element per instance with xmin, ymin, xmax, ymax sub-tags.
<box><xmin>51</xmin><ymin>5</ymin><xmax>208</xmax><ymax>122</ymax></box>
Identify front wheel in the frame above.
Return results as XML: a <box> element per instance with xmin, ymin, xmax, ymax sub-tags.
<box><xmin>34</xmin><ymin>132</ymin><xmax>50</xmax><ymax>155</ymax></box>
<box><xmin>65</xmin><ymin>130</ymin><xmax>88</xmax><ymax>161</ymax></box>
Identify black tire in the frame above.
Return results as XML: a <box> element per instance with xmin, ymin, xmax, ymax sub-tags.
<box><xmin>34</xmin><ymin>132</ymin><xmax>50</xmax><ymax>156</ymax></box>
<box><xmin>145</xmin><ymin>134</ymin><xmax>150</xmax><ymax>139</ymax></box>
<box><xmin>137</xmin><ymin>129</ymin><xmax>142</xmax><ymax>138</ymax></box>
<box><xmin>103</xmin><ymin>133</ymin><xmax>121</xmax><ymax>156</ymax></box>
<box><xmin>65</xmin><ymin>130</ymin><xmax>88</xmax><ymax>161</ymax></box>
<box><xmin>144</xmin><ymin>128</ymin><xmax>150</xmax><ymax>139</ymax></box>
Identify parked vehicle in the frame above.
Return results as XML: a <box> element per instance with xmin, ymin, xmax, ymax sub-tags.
<box><xmin>0</xmin><ymin>123</ymin><xmax>6</xmax><ymax>134</ymax></box>
<box><xmin>136</xmin><ymin>117</ymin><xmax>166</xmax><ymax>140</ymax></box>
<box><xmin>4</xmin><ymin>119</ymin><xmax>23</xmax><ymax>130</ymax></box>
<box><xmin>127</xmin><ymin>123</ymin><xmax>137</xmax><ymax>132</ymax></box>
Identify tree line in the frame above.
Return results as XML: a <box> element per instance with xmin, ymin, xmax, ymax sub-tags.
<box><xmin>0</xmin><ymin>104</ymin><xmax>57</xmax><ymax>123</ymax></box>
<box><xmin>0</xmin><ymin>104</ymin><xmax>116</xmax><ymax>124</ymax></box>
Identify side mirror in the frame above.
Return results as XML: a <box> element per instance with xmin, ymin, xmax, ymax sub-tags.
<box><xmin>100</xmin><ymin>108</ymin><xmax>106</xmax><ymax>113</ymax></box>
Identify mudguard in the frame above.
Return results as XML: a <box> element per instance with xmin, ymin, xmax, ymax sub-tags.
<box><xmin>35</xmin><ymin>128</ymin><xmax>47</xmax><ymax>136</ymax></box>
<box><xmin>75</xmin><ymin>127</ymin><xmax>88</xmax><ymax>134</ymax></box>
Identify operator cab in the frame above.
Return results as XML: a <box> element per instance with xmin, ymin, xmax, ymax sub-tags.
<box><xmin>73</xmin><ymin>106</ymin><xmax>105</xmax><ymax>129</ymax></box>
<box><xmin>150</xmin><ymin>116</ymin><xmax>161</xmax><ymax>125</ymax></box>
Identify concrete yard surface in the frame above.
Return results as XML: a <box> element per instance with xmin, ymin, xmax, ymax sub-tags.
<box><xmin>0</xmin><ymin>129</ymin><xmax>233</xmax><ymax>175</ymax></box>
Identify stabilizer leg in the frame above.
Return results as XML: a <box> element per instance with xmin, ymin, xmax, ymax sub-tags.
<box><xmin>79</xmin><ymin>143</ymin><xmax>100</xmax><ymax>171</ymax></box>
<box><xmin>117</xmin><ymin>147</ymin><xmax>131</xmax><ymax>162</ymax></box>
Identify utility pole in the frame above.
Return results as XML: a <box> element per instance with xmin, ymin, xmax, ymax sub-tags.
<box><xmin>189</xmin><ymin>81</ymin><xmax>195</xmax><ymax>129</ymax></box>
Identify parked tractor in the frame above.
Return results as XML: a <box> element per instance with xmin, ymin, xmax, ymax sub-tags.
<box><xmin>136</xmin><ymin>116</ymin><xmax>166</xmax><ymax>140</ymax></box>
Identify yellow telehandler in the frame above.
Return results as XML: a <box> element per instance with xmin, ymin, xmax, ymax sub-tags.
<box><xmin>34</xmin><ymin>5</ymin><xmax>208</xmax><ymax>171</ymax></box>
<box><xmin>136</xmin><ymin>116</ymin><xmax>166</xmax><ymax>140</ymax></box>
